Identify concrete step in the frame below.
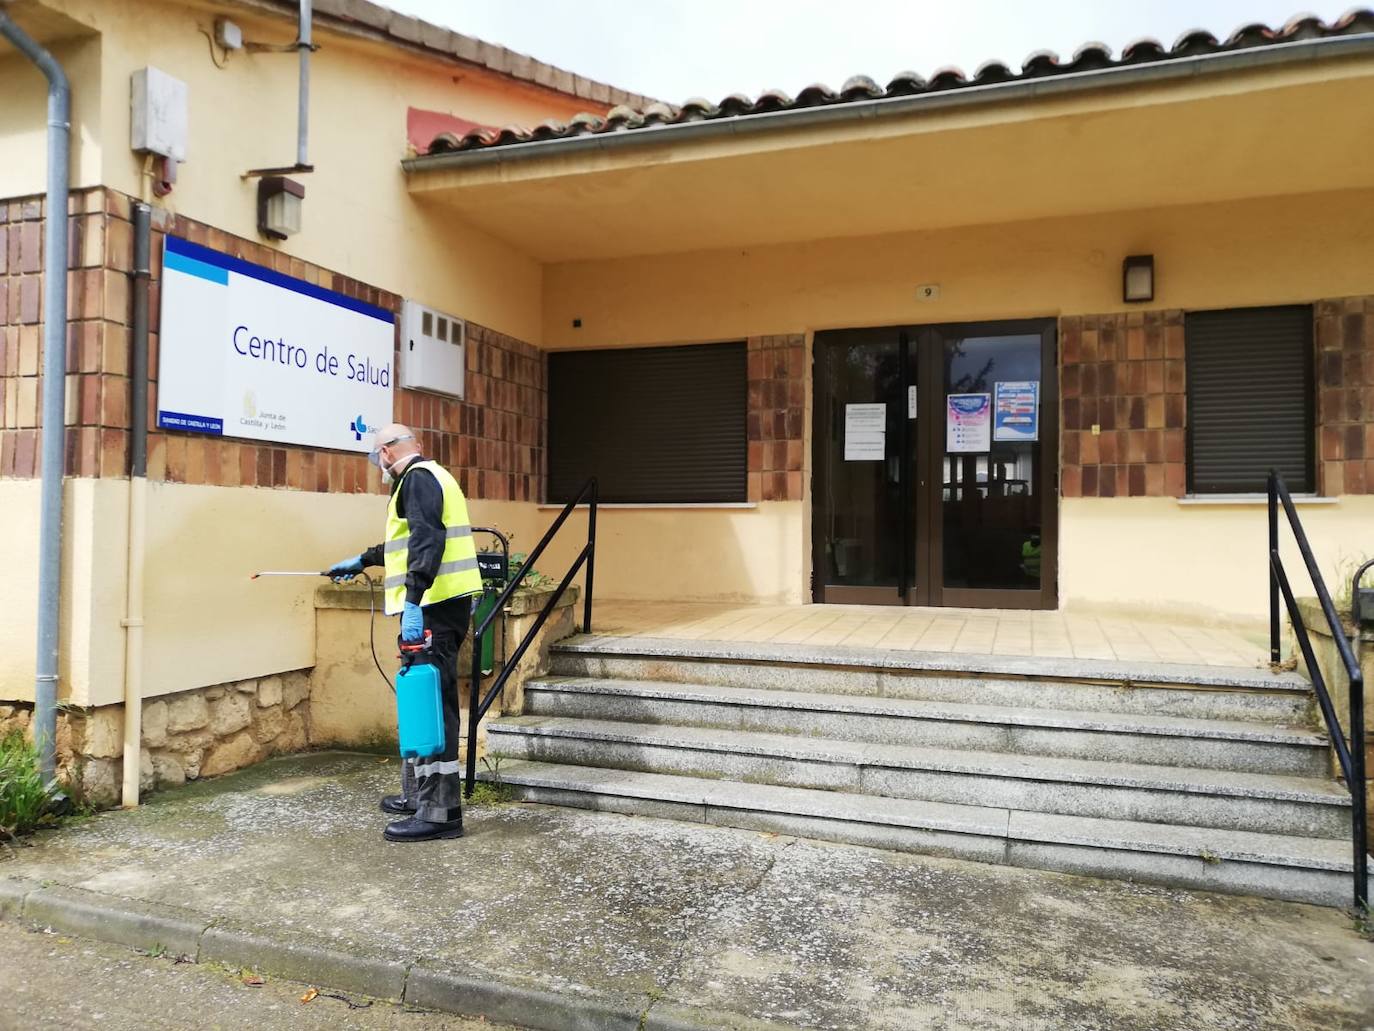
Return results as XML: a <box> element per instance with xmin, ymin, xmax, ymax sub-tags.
<box><xmin>522</xmin><ymin>679</ymin><xmax>1330</xmax><ymax>775</ymax></box>
<box><xmin>524</xmin><ymin>676</ymin><xmax>1330</xmax><ymax>777</ymax></box>
<box><xmin>486</xmin><ymin>716</ymin><xmax>1352</xmax><ymax>838</ymax></box>
<box><xmin>480</xmin><ymin>760</ymin><xmax>1370</xmax><ymax>908</ymax></box>
<box><xmin>550</xmin><ymin>637</ymin><xmax>1312</xmax><ymax>725</ymax></box>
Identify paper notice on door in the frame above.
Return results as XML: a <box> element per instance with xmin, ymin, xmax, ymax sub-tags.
<box><xmin>844</xmin><ymin>403</ymin><xmax>886</xmax><ymax>433</ymax></box>
<box><xmin>844</xmin><ymin>403</ymin><xmax>886</xmax><ymax>461</ymax></box>
<box><xmin>994</xmin><ymin>381</ymin><xmax>1039</xmax><ymax>442</ymax></box>
<box><xmin>946</xmin><ymin>393</ymin><xmax>991</xmax><ymax>453</ymax></box>
<box><xmin>908</xmin><ymin>385</ymin><xmax>918</xmax><ymax>419</ymax></box>
<box><xmin>844</xmin><ymin>432</ymin><xmax>885</xmax><ymax>461</ymax></box>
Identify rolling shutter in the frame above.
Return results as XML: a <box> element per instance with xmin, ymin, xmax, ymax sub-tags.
<box><xmin>548</xmin><ymin>342</ymin><xmax>747</xmax><ymax>504</ymax></box>
<box><xmin>1185</xmin><ymin>306</ymin><xmax>1313</xmax><ymax>494</ymax></box>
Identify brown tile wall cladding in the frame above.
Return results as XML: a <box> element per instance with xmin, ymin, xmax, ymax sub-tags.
<box><xmin>747</xmin><ymin>334</ymin><xmax>805</xmax><ymax>502</ymax></box>
<box><xmin>0</xmin><ymin>188</ymin><xmax>544</xmax><ymax>501</ymax></box>
<box><xmin>1059</xmin><ymin>311</ymin><xmax>1188</xmax><ymax>499</ymax></box>
<box><xmin>1315</xmin><ymin>297</ymin><xmax>1374</xmax><ymax>497</ymax></box>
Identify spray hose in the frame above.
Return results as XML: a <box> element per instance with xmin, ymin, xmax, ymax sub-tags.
<box><xmin>348</xmin><ymin>570</ymin><xmax>395</xmax><ymax>696</ymax></box>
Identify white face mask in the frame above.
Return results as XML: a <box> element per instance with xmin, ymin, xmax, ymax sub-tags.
<box><xmin>380</xmin><ymin>465</ymin><xmax>395</xmax><ymax>486</ymax></box>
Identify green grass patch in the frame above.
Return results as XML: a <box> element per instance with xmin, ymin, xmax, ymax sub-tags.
<box><xmin>0</xmin><ymin>729</ymin><xmax>59</xmax><ymax>840</ymax></box>
<box><xmin>466</xmin><ymin>781</ymin><xmax>517</xmax><ymax>807</ymax></box>
<box><xmin>1353</xmin><ymin>904</ymin><xmax>1374</xmax><ymax>942</ymax></box>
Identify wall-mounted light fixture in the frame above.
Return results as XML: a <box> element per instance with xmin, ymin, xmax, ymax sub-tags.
<box><xmin>257</xmin><ymin>176</ymin><xmax>305</xmax><ymax>241</ymax></box>
<box><xmin>1122</xmin><ymin>254</ymin><xmax>1154</xmax><ymax>303</ymax></box>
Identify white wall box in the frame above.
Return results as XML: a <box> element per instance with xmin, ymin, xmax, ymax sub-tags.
<box><xmin>130</xmin><ymin>67</ymin><xmax>189</xmax><ymax>160</ymax></box>
<box><xmin>400</xmin><ymin>300</ymin><xmax>466</xmax><ymax>399</ymax></box>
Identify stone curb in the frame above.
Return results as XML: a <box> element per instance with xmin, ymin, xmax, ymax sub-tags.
<box><xmin>0</xmin><ymin>877</ymin><xmax>733</xmax><ymax>1031</ymax></box>
<box><xmin>24</xmin><ymin>885</ymin><xmax>207</xmax><ymax>960</ymax></box>
<box><xmin>199</xmin><ymin>926</ymin><xmax>408</xmax><ymax>1001</ymax></box>
<box><xmin>405</xmin><ymin>964</ymin><xmax>645</xmax><ymax>1031</ymax></box>
<box><xmin>0</xmin><ymin>876</ymin><xmax>38</xmax><ymax>920</ymax></box>
<box><xmin>644</xmin><ymin>1003</ymin><xmax>793</xmax><ymax>1031</ymax></box>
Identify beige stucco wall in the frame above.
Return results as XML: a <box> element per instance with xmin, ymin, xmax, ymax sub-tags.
<box><xmin>1060</xmin><ymin>497</ymin><xmax>1374</xmax><ymax>625</ymax></box>
<box><xmin>1</xmin><ymin>480</ymin><xmax>58</xmax><ymax>704</ymax></box>
<box><xmin>311</xmin><ymin>605</ymin><xmax>398</xmax><ymax>750</ymax></box>
<box><xmin>536</xmin><ymin>503</ymin><xmax>807</xmax><ymax>606</ymax></box>
<box><xmin>0</xmin><ymin>32</ymin><xmax>103</xmax><ymax>195</ymax></box>
<box><xmin>543</xmin><ymin>189</ymin><xmax>1374</xmax><ymax>348</ymax></box>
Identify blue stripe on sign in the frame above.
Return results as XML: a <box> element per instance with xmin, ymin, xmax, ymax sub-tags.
<box><xmin>163</xmin><ymin>236</ymin><xmax>395</xmax><ymax>325</ymax></box>
<box><xmin>163</xmin><ymin>248</ymin><xmax>229</xmax><ymax>285</ymax></box>
<box><xmin>158</xmin><ymin>410</ymin><xmax>224</xmax><ymax>434</ymax></box>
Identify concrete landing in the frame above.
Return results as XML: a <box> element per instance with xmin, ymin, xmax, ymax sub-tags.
<box><xmin>1</xmin><ymin>752</ymin><xmax>1371</xmax><ymax>1031</ymax></box>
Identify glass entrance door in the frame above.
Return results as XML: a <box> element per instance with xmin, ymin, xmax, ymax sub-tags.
<box><xmin>812</xmin><ymin>319</ymin><xmax>1057</xmax><ymax>609</ymax></box>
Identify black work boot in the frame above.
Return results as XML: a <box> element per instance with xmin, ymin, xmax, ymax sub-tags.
<box><xmin>379</xmin><ymin>794</ymin><xmax>415</xmax><ymax>815</ymax></box>
<box><xmin>383</xmin><ymin>816</ymin><xmax>464</xmax><ymax>842</ymax></box>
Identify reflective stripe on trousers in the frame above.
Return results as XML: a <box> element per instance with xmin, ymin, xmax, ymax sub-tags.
<box><xmin>413</xmin><ymin>758</ymin><xmax>463</xmax><ymax>778</ymax></box>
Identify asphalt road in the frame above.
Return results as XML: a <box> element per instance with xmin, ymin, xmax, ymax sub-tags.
<box><xmin>0</xmin><ymin>921</ymin><xmax>522</xmax><ymax>1031</ymax></box>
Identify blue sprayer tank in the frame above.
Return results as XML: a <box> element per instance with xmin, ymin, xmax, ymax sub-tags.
<box><xmin>395</xmin><ymin>661</ymin><xmax>445</xmax><ymax>759</ymax></box>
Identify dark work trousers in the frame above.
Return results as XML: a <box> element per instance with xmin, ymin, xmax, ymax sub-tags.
<box><xmin>399</xmin><ymin>594</ymin><xmax>473</xmax><ymax>825</ymax></box>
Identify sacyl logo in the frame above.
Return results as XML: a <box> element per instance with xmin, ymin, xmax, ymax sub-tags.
<box><xmin>349</xmin><ymin>415</ymin><xmax>372</xmax><ymax>441</ymax></box>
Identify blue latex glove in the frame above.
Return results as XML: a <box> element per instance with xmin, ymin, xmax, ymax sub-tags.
<box><xmin>328</xmin><ymin>554</ymin><xmax>364</xmax><ymax>582</ymax></box>
<box><xmin>400</xmin><ymin>601</ymin><xmax>424</xmax><ymax>642</ymax></box>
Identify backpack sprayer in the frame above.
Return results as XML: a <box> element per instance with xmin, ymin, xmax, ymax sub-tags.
<box><xmin>249</xmin><ymin>569</ymin><xmax>445</xmax><ymax>759</ymax></box>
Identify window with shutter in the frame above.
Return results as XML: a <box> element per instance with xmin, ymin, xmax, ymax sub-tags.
<box><xmin>1185</xmin><ymin>306</ymin><xmax>1314</xmax><ymax>494</ymax></box>
<box><xmin>548</xmin><ymin>342</ymin><xmax>747</xmax><ymax>504</ymax></box>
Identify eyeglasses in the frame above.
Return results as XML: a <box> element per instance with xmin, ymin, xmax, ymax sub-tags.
<box><xmin>367</xmin><ymin>433</ymin><xmax>414</xmax><ymax>467</ymax></box>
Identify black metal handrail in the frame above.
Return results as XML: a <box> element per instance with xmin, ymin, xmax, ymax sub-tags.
<box><xmin>1268</xmin><ymin>469</ymin><xmax>1367</xmax><ymax>909</ymax></box>
<box><xmin>464</xmin><ymin>477</ymin><xmax>598</xmax><ymax>797</ymax></box>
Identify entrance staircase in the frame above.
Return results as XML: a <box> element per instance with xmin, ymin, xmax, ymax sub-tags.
<box><xmin>481</xmin><ymin>636</ymin><xmax>1369</xmax><ymax>907</ymax></box>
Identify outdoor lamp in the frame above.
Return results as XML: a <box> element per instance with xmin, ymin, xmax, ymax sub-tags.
<box><xmin>257</xmin><ymin>176</ymin><xmax>305</xmax><ymax>240</ymax></box>
<box><xmin>1122</xmin><ymin>254</ymin><xmax>1154</xmax><ymax>303</ymax></box>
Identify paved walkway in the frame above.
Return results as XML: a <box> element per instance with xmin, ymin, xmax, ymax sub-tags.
<box><xmin>590</xmin><ymin>602</ymin><xmax>1269</xmax><ymax>668</ymax></box>
<box><xmin>2</xmin><ymin>753</ymin><xmax>1369</xmax><ymax>1031</ymax></box>
<box><xmin>0</xmin><ymin>922</ymin><xmax>516</xmax><ymax>1030</ymax></box>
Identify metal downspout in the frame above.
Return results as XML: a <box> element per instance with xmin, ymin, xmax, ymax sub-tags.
<box><xmin>297</xmin><ymin>0</ymin><xmax>311</xmax><ymax>167</ymax></box>
<box><xmin>0</xmin><ymin>11</ymin><xmax>71</xmax><ymax>784</ymax></box>
<box><xmin>121</xmin><ymin>205</ymin><xmax>151</xmax><ymax>807</ymax></box>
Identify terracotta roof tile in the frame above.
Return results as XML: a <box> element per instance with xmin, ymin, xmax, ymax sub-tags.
<box><xmin>884</xmin><ymin>71</ymin><xmax>927</xmax><ymax>94</ymax></box>
<box><xmin>973</xmin><ymin>59</ymin><xmax>1014</xmax><ymax>82</ymax></box>
<box><xmin>1170</xmin><ymin>29</ymin><xmax>1221</xmax><ymax>56</ymax></box>
<box><xmin>926</xmin><ymin>66</ymin><xmax>968</xmax><ymax>90</ymax></box>
<box><xmin>297</xmin><ymin>0</ymin><xmax>653</xmax><ymax>108</ymax></box>
<box><xmin>415</xmin><ymin>9</ymin><xmax>1374</xmax><ymax>157</ymax></box>
<box><xmin>839</xmin><ymin>75</ymin><xmax>884</xmax><ymax>99</ymax></box>
<box><xmin>1019</xmin><ymin>49</ymin><xmax>1062</xmax><ymax>76</ymax></box>
<box><xmin>1118</xmin><ymin>38</ymin><xmax>1168</xmax><ymax>64</ymax></box>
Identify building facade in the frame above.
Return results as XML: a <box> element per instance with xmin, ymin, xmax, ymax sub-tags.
<box><xmin>2</xmin><ymin>0</ymin><xmax>1373</xmax><ymax>797</ymax></box>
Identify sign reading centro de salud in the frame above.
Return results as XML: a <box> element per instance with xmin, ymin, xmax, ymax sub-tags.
<box><xmin>157</xmin><ymin>236</ymin><xmax>394</xmax><ymax>453</ymax></box>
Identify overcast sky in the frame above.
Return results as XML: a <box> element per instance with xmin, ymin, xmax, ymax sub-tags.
<box><xmin>382</xmin><ymin>1</ymin><xmax>1353</xmax><ymax>102</ymax></box>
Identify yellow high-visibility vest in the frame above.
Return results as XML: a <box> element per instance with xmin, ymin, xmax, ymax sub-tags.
<box><xmin>383</xmin><ymin>459</ymin><xmax>482</xmax><ymax>615</ymax></box>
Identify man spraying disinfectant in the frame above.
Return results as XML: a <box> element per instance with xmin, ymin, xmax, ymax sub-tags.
<box><xmin>327</xmin><ymin>424</ymin><xmax>482</xmax><ymax>842</ymax></box>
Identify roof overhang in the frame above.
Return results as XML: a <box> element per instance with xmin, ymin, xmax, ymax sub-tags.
<box><xmin>404</xmin><ymin>34</ymin><xmax>1374</xmax><ymax>263</ymax></box>
<box><xmin>0</xmin><ymin>1</ymin><xmax>94</xmax><ymax>52</ymax></box>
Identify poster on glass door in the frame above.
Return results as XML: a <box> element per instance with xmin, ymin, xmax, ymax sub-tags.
<box><xmin>946</xmin><ymin>393</ymin><xmax>991</xmax><ymax>452</ymax></box>
<box><xmin>993</xmin><ymin>381</ymin><xmax>1039</xmax><ymax>442</ymax></box>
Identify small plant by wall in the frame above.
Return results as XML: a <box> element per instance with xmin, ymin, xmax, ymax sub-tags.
<box><xmin>0</xmin><ymin>729</ymin><xmax>90</xmax><ymax>841</ymax></box>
